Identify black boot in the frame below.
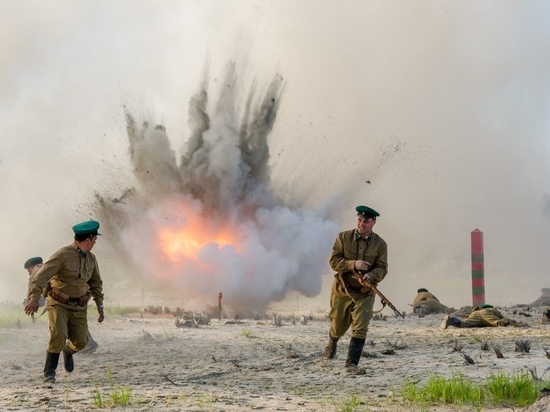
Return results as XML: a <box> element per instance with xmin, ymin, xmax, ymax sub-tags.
<box><xmin>62</xmin><ymin>345</ymin><xmax>75</xmax><ymax>372</ymax></box>
<box><xmin>323</xmin><ymin>335</ymin><xmax>339</xmax><ymax>359</ymax></box>
<box><xmin>441</xmin><ymin>315</ymin><xmax>462</xmax><ymax>329</ymax></box>
<box><xmin>345</xmin><ymin>337</ymin><xmax>366</xmax><ymax>375</ymax></box>
<box><xmin>44</xmin><ymin>351</ymin><xmax>60</xmax><ymax>383</ymax></box>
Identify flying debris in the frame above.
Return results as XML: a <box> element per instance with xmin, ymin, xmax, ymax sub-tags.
<box><xmin>112</xmin><ymin>188</ymin><xmax>135</xmax><ymax>204</ymax></box>
<box><xmin>92</xmin><ymin>62</ymin><xmax>339</xmax><ymax>315</ymax></box>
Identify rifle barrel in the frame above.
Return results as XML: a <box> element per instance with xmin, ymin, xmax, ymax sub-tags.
<box><xmin>355</xmin><ymin>272</ymin><xmax>405</xmax><ymax>319</ymax></box>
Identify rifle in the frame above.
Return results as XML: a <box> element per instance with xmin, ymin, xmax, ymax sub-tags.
<box><xmin>355</xmin><ymin>270</ymin><xmax>405</xmax><ymax>319</ymax></box>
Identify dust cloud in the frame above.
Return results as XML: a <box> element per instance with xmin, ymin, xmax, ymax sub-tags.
<box><xmin>1</xmin><ymin>1</ymin><xmax>550</xmax><ymax>315</ymax></box>
<box><xmin>92</xmin><ymin>63</ymin><xmax>338</xmax><ymax>314</ymax></box>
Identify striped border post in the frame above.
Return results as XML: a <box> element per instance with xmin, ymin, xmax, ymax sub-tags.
<box><xmin>471</xmin><ymin>229</ymin><xmax>485</xmax><ymax>306</ymax></box>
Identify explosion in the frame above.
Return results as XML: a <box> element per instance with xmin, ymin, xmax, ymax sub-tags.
<box><xmin>94</xmin><ymin>62</ymin><xmax>339</xmax><ymax>314</ymax></box>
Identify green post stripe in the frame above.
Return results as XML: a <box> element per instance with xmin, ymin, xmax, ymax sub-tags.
<box><xmin>472</xmin><ymin>286</ymin><xmax>485</xmax><ymax>295</ymax></box>
<box><xmin>472</xmin><ymin>271</ymin><xmax>484</xmax><ymax>278</ymax></box>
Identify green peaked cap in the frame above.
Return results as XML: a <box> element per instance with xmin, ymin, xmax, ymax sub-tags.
<box><xmin>356</xmin><ymin>205</ymin><xmax>380</xmax><ymax>219</ymax></box>
<box><xmin>24</xmin><ymin>256</ymin><xmax>43</xmax><ymax>269</ymax></box>
<box><xmin>72</xmin><ymin>220</ymin><xmax>102</xmax><ymax>236</ymax></box>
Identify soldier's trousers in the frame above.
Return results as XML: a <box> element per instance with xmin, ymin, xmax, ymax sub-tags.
<box><xmin>328</xmin><ymin>293</ymin><xmax>375</xmax><ymax>340</ymax></box>
<box><xmin>460</xmin><ymin>311</ymin><xmax>505</xmax><ymax>327</ymax></box>
<box><xmin>47</xmin><ymin>305</ymin><xmax>88</xmax><ymax>353</ymax></box>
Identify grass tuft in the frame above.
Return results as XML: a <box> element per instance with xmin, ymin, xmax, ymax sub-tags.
<box><xmin>401</xmin><ymin>371</ymin><xmax>546</xmax><ymax>409</ymax></box>
<box><xmin>239</xmin><ymin>329</ymin><xmax>254</xmax><ymax>338</ymax></box>
<box><xmin>334</xmin><ymin>394</ymin><xmax>364</xmax><ymax>412</ymax></box>
<box><xmin>486</xmin><ymin>372</ymin><xmax>539</xmax><ymax>406</ymax></box>
<box><xmin>97</xmin><ymin>304</ymin><xmax>141</xmax><ymax>316</ymax></box>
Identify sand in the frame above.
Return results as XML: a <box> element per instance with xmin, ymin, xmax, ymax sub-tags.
<box><xmin>0</xmin><ymin>306</ymin><xmax>549</xmax><ymax>412</ymax></box>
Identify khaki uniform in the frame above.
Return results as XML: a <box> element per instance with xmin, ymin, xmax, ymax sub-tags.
<box><xmin>459</xmin><ymin>307</ymin><xmax>518</xmax><ymax>328</ymax></box>
<box><xmin>26</xmin><ymin>264</ymin><xmax>46</xmax><ymax>307</ymax></box>
<box><xmin>28</xmin><ymin>242</ymin><xmax>104</xmax><ymax>353</ymax></box>
<box><xmin>328</xmin><ymin>229</ymin><xmax>388</xmax><ymax>340</ymax></box>
<box><xmin>413</xmin><ymin>291</ymin><xmax>448</xmax><ymax>314</ymax></box>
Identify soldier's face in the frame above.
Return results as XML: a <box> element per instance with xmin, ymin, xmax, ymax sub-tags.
<box><xmin>81</xmin><ymin>235</ymin><xmax>98</xmax><ymax>252</ymax></box>
<box><xmin>357</xmin><ymin>216</ymin><xmax>375</xmax><ymax>236</ymax></box>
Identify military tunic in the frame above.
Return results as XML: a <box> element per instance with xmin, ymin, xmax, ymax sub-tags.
<box><xmin>26</xmin><ymin>264</ymin><xmax>46</xmax><ymax>307</ymax></box>
<box><xmin>413</xmin><ymin>291</ymin><xmax>448</xmax><ymax>314</ymax></box>
<box><xmin>328</xmin><ymin>229</ymin><xmax>388</xmax><ymax>340</ymax></box>
<box><xmin>460</xmin><ymin>307</ymin><xmax>518</xmax><ymax>327</ymax></box>
<box><xmin>28</xmin><ymin>242</ymin><xmax>104</xmax><ymax>352</ymax></box>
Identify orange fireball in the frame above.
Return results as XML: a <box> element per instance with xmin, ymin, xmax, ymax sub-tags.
<box><xmin>155</xmin><ymin>202</ymin><xmax>240</xmax><ymax>265</ymax></box>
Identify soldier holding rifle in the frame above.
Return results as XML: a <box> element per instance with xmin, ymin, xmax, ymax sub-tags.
<box><xmin>324</xmin><ymin>205</ymin><xmax>388</xmax><ymax>375</ymax></box>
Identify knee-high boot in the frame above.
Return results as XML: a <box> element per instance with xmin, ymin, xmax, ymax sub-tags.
<box><xmin>323</xmin><ymin>335</ymin><xmax>339</xmax><ymax>359</ymax></box>
<box><xmin>62</xmin><ymin>345</ymin><xmax>75</xmax><ymax>372</ymax></box>
<box><xmin>345</xmin><ymin>337</ymin><xmax>366</xmax><ymax>375</ymax></box>
<box><xmin>44</xmin><ymin>351</ymin><xmax>60</xmax><ymax>383</ymax></box>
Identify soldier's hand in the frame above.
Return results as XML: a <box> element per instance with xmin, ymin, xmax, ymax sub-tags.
<box><xmin>354</xmin><ymin>260</ymin><xmax>370</xmax><ymax>273</ymax></box>
<box><xmin>97</xmin><ymin>305</ymin><xmax>105</xmax><ymax>323</ymax></box>
<box><xmin>361</xmin><ymin>272</ymin><xmax>373</xmax><ymax>282</ymax></box>
<box><xmin>25</xmin><ymin>299</ymin><xmax>39</xmax><ymax>316</ymax></box>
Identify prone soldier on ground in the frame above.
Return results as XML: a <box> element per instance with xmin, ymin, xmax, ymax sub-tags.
<box><xmin>441</xmin><ymin>304</ymin><xmax>526</xmax><ymax>329</ymax></box>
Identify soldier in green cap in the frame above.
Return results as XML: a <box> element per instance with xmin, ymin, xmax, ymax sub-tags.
<box><xmin>441</xmin><ymin>304</ymin><xmax>523</xmax><ymax>328</ymax></box>
<box><xmin>323</xmin><ymin>205</ymin><xmax>388</xmax><ymax>375</ymax></box>
<box><xmin>24</xmin><ymin>255</ymin><xmax>99</xmax><ymax>351</ymax></box>
<box><xmin>23</xmin><ymin>257</ymin><xmax>45</xmax><ymax>322</ymax></box>
<box><xmin>25</xmin><ymin>220</ymin><xmax>105</xmax><ymax>383</ymax></box>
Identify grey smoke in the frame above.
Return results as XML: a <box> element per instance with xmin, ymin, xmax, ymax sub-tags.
<box><xmin>3</xmin><ymin>2</ymin><xmax>550</xmax><ymax>312</ymax></box>
<box><xmin>93</xmin><ymin>63</ymin><xmax>339</xmax><ymax>313</ymax></box>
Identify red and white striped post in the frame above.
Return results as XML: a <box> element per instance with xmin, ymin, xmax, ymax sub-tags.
<box><xmin>471</xmin><ymin>229</ymin><xmax>485</xmax><ymax>306</ymax></box>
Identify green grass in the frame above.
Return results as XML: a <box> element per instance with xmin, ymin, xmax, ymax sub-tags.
<box><xmin>92</xmin><ymin>385</ymin><xmax>104</xmax><ymax>408</ymax></box>
<box><xmin>91</xmin><ymin>304</ymin><xmax>142</xmax><ymax>316</ymax></box>
<box><xmin>92</xmin><ymin>385</ymin><xmax>132</xmax><ymax>407</ymax></box>
<box><xmin>486</xmin><ymin>371</ymin><xmax>540</xmax><ymax>406</ymax></box>
<box><xmin>0</xmin><ymin>302</ymin><xmax>37</xmax><ymax>328</ymax></box>
<box><xmin>239</xmin><ymin>329</ymin><xmax>255</xmax><ymax>338</ymax></box>
<box><xmin>92</xmin><ymin>368</ymin><xmax>133</xmax><ymax>407</ymax></box>
<box><xmin>196</xmin><ymin>393</ymin><xmax>216</xmax><ymax>408</ymax></box>
<box><xmin>110</xmin><ymin>385</ymin><xmax>132</xmax><ymax>406</ymax></box>
<box><xmin>402</xmin><ymin>372</ymin><xmax>483</xmax><ymax>408</ymax></box>
<box><xmin>0</xmin><ymin>302</ymin><xmax>142</xmax><ymax>329</ymax></box>
<box><xmin>335</xmin><ymin>394</ymin><xmax>364</xmax><ymax>412</ymax></box>
<box><xmin>401</xmin><ymin>371</ymin><xmax>546</xmax><ymax>409</ymax></box>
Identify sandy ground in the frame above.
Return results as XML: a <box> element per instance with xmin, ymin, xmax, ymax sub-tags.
<box><xmin>0</xmin><ymin>306</ymin><xmax>549</xmax><ymax>412</ymax></box>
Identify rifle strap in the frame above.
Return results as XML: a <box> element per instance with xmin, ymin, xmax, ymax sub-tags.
<box><xmin>337</xmin><ymin>273</ymin><xmax>384</xmax><ymax>314</ymax></box>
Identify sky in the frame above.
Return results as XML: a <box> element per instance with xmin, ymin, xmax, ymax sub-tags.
<box><xmin>1</xmin><ymin>0</ymin><xmax>550</xmax><ymax>314</ymax></box>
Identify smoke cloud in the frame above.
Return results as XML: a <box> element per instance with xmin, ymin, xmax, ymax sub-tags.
<box><xmin>2</xmin><ymin>1</ymin><xmax>550</xmax><ymax>313</ymax></box>
<box><xmin>93</xmin><ymin>63</ymin><xmax>338</xmax><ymax>314</ymax></box>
